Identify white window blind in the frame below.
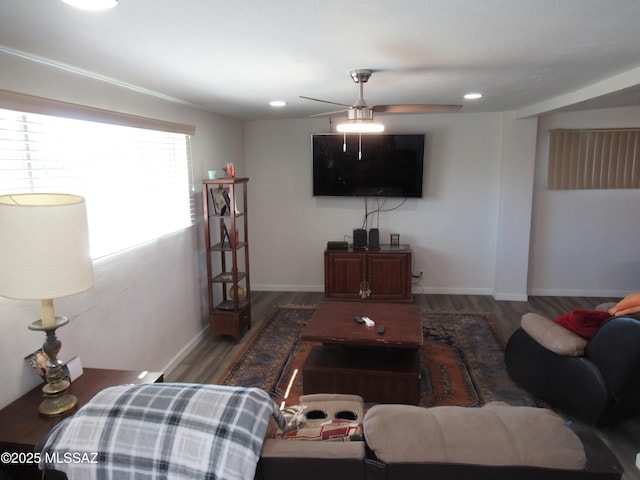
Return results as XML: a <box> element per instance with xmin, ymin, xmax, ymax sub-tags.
<box><xmin>0</xmin><ymin>108</ymin><xmax>195</xmax><ymax>259</ymax></box>
<box><xmin>548</xmin><ymin>128</ymin><xmax>640</xmax><ymax>190</ymax></box>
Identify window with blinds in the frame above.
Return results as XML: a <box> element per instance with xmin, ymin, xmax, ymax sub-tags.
<box><xmin>0</xmin><ymin>108</ymin><xmax>195</xmax><ymax>259</ymax></box>
<box><xmin>548</xmin><ymin>128</ymin><xmax>640</xmax><ymax>190</ymax></box>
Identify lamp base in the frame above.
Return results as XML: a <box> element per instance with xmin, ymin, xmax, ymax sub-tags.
<box><xmin>38</xmin><ymin>391</ymin><xmax>78</xmax><ymax>417</ymax></box>
<box><xmin>28</xmin><ymin>316</ymin><xmax>78</xmax><ymax>417</ymax></box>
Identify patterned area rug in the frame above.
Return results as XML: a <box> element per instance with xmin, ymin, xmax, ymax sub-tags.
<box><xmin>218</xmin><ymin>306</ymin><xmax>538</xmax><ymax>407</ymax></box>
<box><xmin>419</xmin><ymin>312</ymin><xmax>538</xmax><ymax>407</ymax></box>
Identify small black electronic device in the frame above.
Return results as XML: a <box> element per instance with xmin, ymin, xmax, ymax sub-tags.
<box><xmin>353</xmin><ymin>228</ymin><xmax>367</xmax><ymax>249</ymax></box>
<box><xmin>354</xmin><ymin>316</ymin><xmax>364</xmax><ymax>324</ymax></box>
<box><xmin>368</xmin><ymin>228</ymin><xmax>379</xmax><ymax>248</ymax></box>
<box><xmin>377</xmin><ymin>325</ymin><xmax>385</xmax><ymax>335</ymax></box>
<box><xmin>327</xmin><ymin>241</ymin><xmax>349</xmax><ymax>250</ymax></box>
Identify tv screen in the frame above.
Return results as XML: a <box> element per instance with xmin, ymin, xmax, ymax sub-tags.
<box><xmin>312</xmin><ymin>133</ymin><xmax>425</xmax><ymax>198</ymax></box>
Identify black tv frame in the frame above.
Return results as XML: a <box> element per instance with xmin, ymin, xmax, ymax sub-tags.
<box><xmin>312</xmin><ymin>133</ymin><xmax>425</xmax><ymax>198</ymax></box>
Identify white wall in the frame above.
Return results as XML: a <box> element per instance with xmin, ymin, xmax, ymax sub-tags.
<box><xmin>0</xmin><ymin>51</ymin><xmax>244</xmax><ymax>409</ymax></box>
<box><xmin>244</xmin><ymin>112</ymin><xmax>538</xmax><ymax>297</ymax></box>
<box><xmin>528</xmin><ymin>105</ymin><xmax>640</xmax><ymax>296</ymax></box>
<box><xmin>492</xmin><ymin>114</ymin><xmax>538</xmax><ymax>300</ymax></box>
<box><xmin>245</xmin><ymin>106</ymin><xmax>639</xmax><ymax>300</ymax></box>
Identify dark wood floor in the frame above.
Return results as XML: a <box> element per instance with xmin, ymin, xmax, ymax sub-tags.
<box><xmin>167</xmin><ymin>292</ymin><xmax>639</xmax><ymax>480</ymax></box>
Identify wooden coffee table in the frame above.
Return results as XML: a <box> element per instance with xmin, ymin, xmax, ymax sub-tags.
<box><xmin>301</xmin><ymin>300</ymin><xmax>423</xmax><ymax>404</ymax></box>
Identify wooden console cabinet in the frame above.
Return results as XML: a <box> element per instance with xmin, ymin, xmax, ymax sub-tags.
<box><xmin>324</xmin><ymin>245</ymin><xmax>412</xmax><ymax>301</ymax></box>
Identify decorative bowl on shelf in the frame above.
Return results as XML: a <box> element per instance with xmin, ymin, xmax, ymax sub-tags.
<box><xmin>229</xmin><ymin>285</ymin><xmax>245</xmax><ymax>300</ymax></box>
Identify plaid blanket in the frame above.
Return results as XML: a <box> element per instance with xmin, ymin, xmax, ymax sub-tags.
<box><xmin>39</xmin><ymin>383</ymin><xmax>286</xmax><ymax>480</ymax></box>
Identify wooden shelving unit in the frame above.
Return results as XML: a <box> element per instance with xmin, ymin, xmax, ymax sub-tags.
<box><xmin>202</xmin><ymin>177</ymin><xmax>250</xmax><ymax>341</ymax></box>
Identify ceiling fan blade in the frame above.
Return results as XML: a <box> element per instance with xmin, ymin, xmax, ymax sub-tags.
<box><xmin>310</xmin><ymin>109</ymin><xmax>350</xmax><ymax>118</ymax></box>
<box><xmin>300</xmin><ymin>96</ymin><xmax>353</xmax><ymax>108</ymax></box>
<box><xmin>373</xmin><ymin>104</ymin><xmax>463</xmax><ymax>114</ymax></box>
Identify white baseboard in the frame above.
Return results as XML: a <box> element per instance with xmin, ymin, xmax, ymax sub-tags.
<box><xmin>162</xmin><ymin>325</ymin><xmax>209</xmax><ymax>376</ymax></box>
<box><xmin>527</xmin><ymin>288</ymin><xmax>627</xmax><ymax>298</ymax></box>
<box><xmin>493</xmin><ymin>292</ymin><xmax>529</xmax><ymax>301</ymax></box>
<box><xmin>252</xmin><ymin>284</ymin><xmax>323</xmax><ymax>292</ymax></box>
<box><xmin>411</xmin><ymin>286</ymin><xmax>494</xmax><ymax>296</ymax></box>
<box><xmin>251</xmin><ymin>285</ymin><xmax>624</xmax><ymax>299</ymax></box>
<box><xmin>256</xmin><ymin>285</ymin><xmax>519</xmax><ymax>298</ymax></box>
<box><xmin>253</xmin><ymin>285</ymin><xmax>500</xmax><ymax>296</ymax></box>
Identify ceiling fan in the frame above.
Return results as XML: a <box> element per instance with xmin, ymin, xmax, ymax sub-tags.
<box><xmin>300</xmin><ymin>69</ymin><xmax>462</xmax><ymax>132</ymax></box>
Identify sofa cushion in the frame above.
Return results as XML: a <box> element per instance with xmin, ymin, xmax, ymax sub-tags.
<box><xmin>596</xmin><ymin>302</ymin><xmax>616</xmax><ymax>312</ymax></box>
<box><xmin>363</xmin><ymin>402</ymin><xmax>586</xmax><ymax>469</ymax></box>
<box><xmin>521</xmin><ymin>312</ymin><xmax>588</xmax><ymax>356</ymax></box>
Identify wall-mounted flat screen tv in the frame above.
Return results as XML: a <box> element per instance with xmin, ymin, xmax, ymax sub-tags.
<box><xmin>312</xmin><ymin>133</ymin><xmax>425</xmax><ymax>197</ymax></box>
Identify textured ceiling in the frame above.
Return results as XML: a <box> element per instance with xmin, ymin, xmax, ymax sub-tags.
<box><xmin>1</xmin><ymin>0</ymin><xmax>639</xmax><ymax>120</ymax></box>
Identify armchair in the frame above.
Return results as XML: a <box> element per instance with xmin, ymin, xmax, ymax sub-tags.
<box><xmin>505</xmin><ymin>313</ymin><xmax>640</xmax><ymax>426</ymax></box>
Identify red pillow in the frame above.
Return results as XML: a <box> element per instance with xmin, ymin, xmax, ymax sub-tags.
<box><xmin>554</xmin><ymin>309</ymin><xmax>611</xmax><ymax>339</ymax></box>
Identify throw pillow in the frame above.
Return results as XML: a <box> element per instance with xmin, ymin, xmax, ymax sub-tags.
<box><xmin>521</xmin><ymin>313</ymin><xmax>588</xmax><ymax>356</ymax></box>
<box><xmin>278</xmin><ymin>419</ymin><xmax>364</xmax><ymax>441</ymax></box>
<box><xmin>609</xmin><ymin>292</ymin><xmax>640</xmax><ymax>317</ymax></box>
<box><xmin>554</xmin><ymin>309</ymin><xmax>611</xmax><ymax>339</ymax></box>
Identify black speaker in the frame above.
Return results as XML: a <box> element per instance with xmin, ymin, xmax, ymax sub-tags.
<box><xmin>353</xmin><ymin>228</ymin><xmax>367</xmax><ymax>249</ymax></box>
<box><xmin>368</xmin><ymin>228</ymin><xmax>379</xmax><ymax>248</ymax></box>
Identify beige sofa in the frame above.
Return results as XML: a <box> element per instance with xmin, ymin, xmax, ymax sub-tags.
<box><xmin>363</xmin><ymin>401</ymin><xmax>622</xmax><ymax>479</ymax></box>
<box><xmin>257</xmin><ymin>398</ymin><xmax>623</xmax><ymax>480</ymax></box>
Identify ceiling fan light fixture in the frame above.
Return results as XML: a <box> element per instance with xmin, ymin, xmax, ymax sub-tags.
<box><xmin>336</xmin><ymin>121</ymin><xmax>384</xmax><ymax>133</ymax></box>
<box><xmin>336</xmin><ymin>107</ymin><xmax>384</xmax><ymax>133</ymax></box>
<box><xmin>464</xmin><ymin>92</ymin><xmax>483</xmax><ymax>100</ymax></box>
<box><xmin>61</xmin><ymin>0</ymin><xmax>117</xmax><ymax>10</ymax></box>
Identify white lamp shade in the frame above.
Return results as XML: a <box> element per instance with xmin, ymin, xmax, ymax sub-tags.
<box><xmin>0</xmin><ymin>193</ymin><xmax>94</xmax><ymax>300</ymax></box>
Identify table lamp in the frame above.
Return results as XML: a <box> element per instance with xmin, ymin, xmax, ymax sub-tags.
<box><xmin>0</xmin><ymin>193</ymin><xmax>94</xmax><ymax>416</ymax></box>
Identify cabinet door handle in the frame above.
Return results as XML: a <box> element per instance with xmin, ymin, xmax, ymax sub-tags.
<box><xmin>359</xmin><ymin>280</ymin><xmax>371</xmax><ymax>299</ymax></box>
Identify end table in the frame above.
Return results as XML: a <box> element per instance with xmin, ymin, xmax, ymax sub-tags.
<box><xmin>0</xmin><ymin>368</ymin><xmax>163</xmax><ymax>480</ymax></box>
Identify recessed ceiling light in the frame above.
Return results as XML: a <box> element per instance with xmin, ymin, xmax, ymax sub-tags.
<box><xmin>464</xmin><ymin>92</ymin><xmax>483</xmax><ymax>100</ymax></box>
<box><xmin>61</xmin><ymin>0</ymin><xmax>117</xmax><ymax>10</ymax></box>
<box><xmin>269</xmin><ymin>100</ymin><xmax>287</xmax><ymax>107</ymax></box>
